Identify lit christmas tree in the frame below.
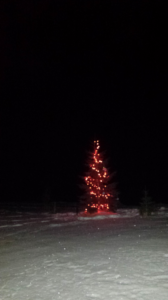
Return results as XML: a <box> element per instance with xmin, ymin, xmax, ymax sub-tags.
<box><xmin>81</xmin><ymin>140</ymin><xmax>117</xmax><ymax>213</ymax></box>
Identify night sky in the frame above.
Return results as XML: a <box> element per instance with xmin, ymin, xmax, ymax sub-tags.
<box><xmin>1</xmin><ymin>1</ymin><xmax>167</xmax><ymax>208</ymax></box>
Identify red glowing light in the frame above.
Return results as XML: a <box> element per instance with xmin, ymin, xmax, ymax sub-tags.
<box><xmin>82</xmin><ymin>140</ymin><xmax>116</xmax><ymax>213</ymax></box>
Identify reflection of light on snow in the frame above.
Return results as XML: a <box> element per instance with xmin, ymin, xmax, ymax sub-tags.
<box><xmin>1</xmin><ymin>208</ymin><xmax>168</xmax><ymax>300</ymax></box>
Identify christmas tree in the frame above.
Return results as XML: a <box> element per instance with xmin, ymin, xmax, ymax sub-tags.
<box><xmin>81</xmin><ymin>140</ymin><xmax>117</xmax><ymax>213</ymax></box>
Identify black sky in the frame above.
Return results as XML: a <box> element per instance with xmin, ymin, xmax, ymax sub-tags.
<box><xmin>0</xmin><ymin>1</ymin><xmax>168</xmax><ymax>207</ymax></box>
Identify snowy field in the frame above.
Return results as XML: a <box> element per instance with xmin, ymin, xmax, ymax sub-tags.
<box><xmin>0</xmin><ymin>208</ymin><xmax>168</xmax><ymax>300</ymax></box>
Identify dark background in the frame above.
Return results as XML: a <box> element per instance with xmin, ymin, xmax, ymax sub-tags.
<box><xmin>0</xmin><ymin>1</ymin><xmax>167</xmax><ymax>209</ymax></box>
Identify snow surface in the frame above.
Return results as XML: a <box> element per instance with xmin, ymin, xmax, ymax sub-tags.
<box><xmin>0</xmin><ymin>208</ymin><xmax>168</xmax><ymax>300</ymax></box>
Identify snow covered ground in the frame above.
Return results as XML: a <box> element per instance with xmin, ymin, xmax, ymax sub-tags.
<box><xmin>0</xmin><ymin>208</ymin><xmax>168</xmax><ymax>300</ymax></box>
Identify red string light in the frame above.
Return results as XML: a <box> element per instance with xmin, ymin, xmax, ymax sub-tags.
<box><xmin>84</xmin><ymin>140</ymin><xmax>115</xmax><ymax>212</ymax></box>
